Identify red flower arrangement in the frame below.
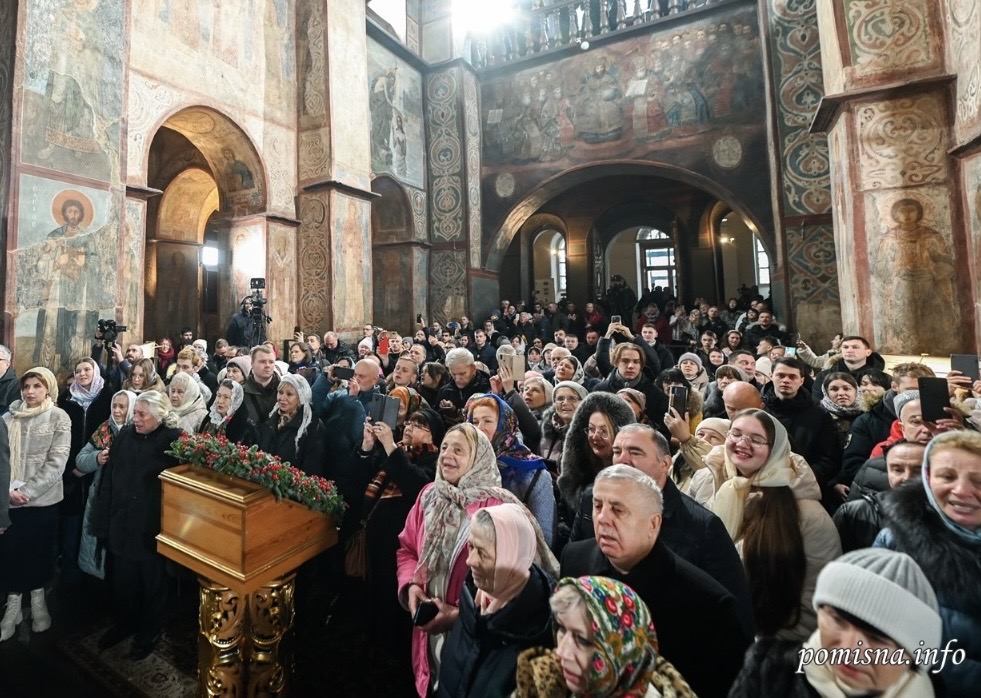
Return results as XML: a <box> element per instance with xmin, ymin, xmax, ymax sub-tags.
<box><xmin>166</xmin><ymin>432</ymin><xmax>345</xmax><ymax>518</ymax></box>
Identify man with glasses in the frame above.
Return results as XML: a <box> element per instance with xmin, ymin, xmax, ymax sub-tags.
<box><xmin>0</xmin><ymin>346</ymin><xmax>18</xmax><ymax>415</ymax></box>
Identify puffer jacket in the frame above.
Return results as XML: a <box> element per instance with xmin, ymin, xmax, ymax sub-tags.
<box><xmin>437</xmin><ymin>566</ymin><xmax>554</xmax><ymax>698</ymax></box>
<box><xmin>1</xmin><ymin>403</ymin><xmax>72</xmax><ymax>508</ymax></box>
<box><xmin>832</xmin><ymin>489</ymin><xmax>886</xmax><ymax>553</ymax></box>
<box><xmin>845</xmin><ymin>455</ymin><xmax>888</xmax><ymax>501</ymax></box>
<box><xmin>876</xmin><ymin>480</ymin><xmax>981</xmax><ymax>696</ymax></box>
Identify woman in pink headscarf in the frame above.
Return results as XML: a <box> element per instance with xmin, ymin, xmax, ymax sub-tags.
<box><xmin>436</xmin><ymin>502</ymin><xmax>554</xmax><ymax>697</ymax></box>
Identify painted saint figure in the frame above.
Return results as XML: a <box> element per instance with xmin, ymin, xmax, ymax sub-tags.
<box><xmin>872</xmin><ymin>198</ymin><xmax>957</xmax><ymax>353</ymax></box>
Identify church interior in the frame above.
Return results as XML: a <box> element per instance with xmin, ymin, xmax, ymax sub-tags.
<box><xmin>1</xmin><ymin>0</ymin><xmax>980</xmax><ymax>696</ymax></box>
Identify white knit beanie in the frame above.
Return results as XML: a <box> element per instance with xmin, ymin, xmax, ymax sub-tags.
<box><xmin>813</xmin><ymin>548</ymin><xmax>941</xmax><ymax>666</ymax></box>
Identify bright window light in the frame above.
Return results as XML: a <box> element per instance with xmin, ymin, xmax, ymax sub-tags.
<box><xmin>201</xmin><ymin>245</ymin><xmax>219</xmax><ymax>269</ymax></box>
<box><xmin>453</xmin><ymin>0</ymin><xmax>515</xmax><ymax>35</ymax></box>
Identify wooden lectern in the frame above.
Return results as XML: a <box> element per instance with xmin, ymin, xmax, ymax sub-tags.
<box><xmin>157</xmin><ymin>465</ymin><xmax>337</xmax><ymax>697</ymax></box>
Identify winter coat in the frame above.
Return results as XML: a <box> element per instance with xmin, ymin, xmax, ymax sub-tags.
<box><xmin>537</xmin><ymin>406</ymin><xmax>569</xmax><ymax>473</ymax></box>
<box><xmin>0</xmin><ymin>420</ymin><xmax>10</xmax><ymax>529</ymax></box>
<box><xmin>396</xmin><ymin>482</ymin><xmax>507</xmax><ymax>697</ymax></box>
<box><xmin>75</xmin><ymin>419</ymin><xmax>125</xmax><ymax>578</ymax></box>
<box><xmin>198</xmin><ymin>407</ymin><xmax>258</xmax><ymax>446</ymax></box>
<box><xmin>437</xmin><ymin>566</ymin><xmax>554</xmax><ymax>698</ymax></box>
<box><xmin>707</xmin><ymin>456</ymin><xmax>842</xmax><ymax>641</ymax></box>
<box><xmin>1</xmin><ymin>403</ymin><xmax>72</xmax><ymax>508</ymax></box>
<box><xmin>561</xmin><ymin>537</ymin><xmax>752</xmax><ymax>698</ymax></box>
<box><xmin>832</xmin><ymin>490</ymin><xmax>886</xmax><ymax>553</ymax></box>
<box><xmin>840</xmin><ymin>391</ymin><xmax>897</xmax><ymax>485</ymax></box>
<box><xmin>242</xmin><ymin>373</ymin><xmax>280</xmax><ymax>428</ymax></box>
<box><xmin>846</xmin><ymin>455</ymin><xmax>888</xmax><ymax>501</ymax></box>
<box><xmin>761</xmin><ymin>384</ymin><xmax>842</xmax><ymax>491</ymax></box>
<box><xmin>876</xmin><ymin>480</ymin><xmax>981</xmax><ymax>696</ymax></box>
<box><xmin>437</xmin><ymin>370</ymin><xmax>492</xmax><ymax>425</ymax></box>
<box><xmin>89</xmin><ymin>423</ymin><xmax>183</xmax><ymax>561</ymax></box>
<box><xmin>556</xmin><ymin>392</ymin><xmax>636</xmax><ymax>511</ymax></box>
<box><xmin>811</xmin><ymin>353</ymin><xmax>886</xmax><ymax>401</ymax></box>
<box><xmin>703</xmin><ymin>381</ymin><xmax>728</xmax><ymax>418</ymax></box>
<box><xmin>0</xmin><ymin>366</ymin><xmax>20</xmax><ymax>415</ymax></box>
<box><xmin>593</xmin><ymin>365</ymin><xmax>670</xmax><ymax>439</ymax></box>
<box><xmin>58</xmin><ymin>387</ymin><xmax>113</xmax><ymax>515</ymax></box>
<box><xmin>257</xmin><ymin>406</ymin><xmax>328</xmax><ymax>477</ymax></box>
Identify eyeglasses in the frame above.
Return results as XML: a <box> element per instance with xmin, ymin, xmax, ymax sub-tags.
<box><xmin>584</xmin><ymin>426</ymin><xmax>612</xmax><ymax>440</ymax></box>
<box><xmin>403</xmin><ymin>422</ymin><xmax>430</xmax><ymax>432</ymax></box>
<box><xmin>554</xmin><ymin>395</ymin><xmax>581</xmax><ymax>404</ymax></box>
<box><xmin>727</xmin><ymin>430</ymin><xmax>771</xmax><ymax>447</ymax></box>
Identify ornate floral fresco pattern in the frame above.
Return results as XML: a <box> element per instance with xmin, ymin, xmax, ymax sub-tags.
<box><xmin>947</xmin><ymin>0</ymin><xmax>981</xmax><ymax>145</ymax></box>
<box><xmin>297</xmin><ymin>192</ymin><xmax>331</xmax><ymax>330</ymax></box>
<box><xmin>844</xmin><ymin>0</ymin><xmax>937</xmax><ymax>74</ymax></box>
<box><xmin>426</xmin><ymin>68</ymin><xmax>465</xmax><ymax>242</ymax></box>
<box><xmin>786</xmin><ymin>224</ymin><xmax>839</xmax><ymax>305</ymax></box>
<box><xmin>429</xmin><ymin>250</ymin><xmax>467</xmax><ymax>324</ymax></box>
<box><xmin>767</xmin><ymin>0</ymin><xmax>831</xmax><ymax>216</ymax></box>
<box><xmin>855</xmin><ymin>94</ymin><xmax>949</xmax><ymax>191</ymax></box>
<box><xmin>463</xmin><ymin>70</ymin><xmax>482</xmax><ymax>268</ymax></box>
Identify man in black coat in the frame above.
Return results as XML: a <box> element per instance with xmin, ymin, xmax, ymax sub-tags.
<box><xmin>437</xmin><ymin>348</ymin><xmax>492</xmax><ymax>427</ymax></box>
<box><xmin>761</xmin><ymin>357</ymin><xmax>841</xmax><ymax>491</ymax></box>
<box><xmin>561</xmin><ymin>465</ymin><xmax>752</xmax><ymax>698</ymax></box>
<box><xmin>810</xmin><ymin>335</ymin><xmax>886</xmax><ymax>401</ymax></box>
<box><xmin>567</xmin><ymin>425</ymin><xmax>755</xmax><ymax>636</ymax></box>
<box><xmin>242</xmin><ymin>346</ymin><xmax>280</xmax><ymax>428</ymax></box>
<box><xmin>0</xmin><ymin>345</ymin><xmax>21</xmax><ymax>415</ymax></box>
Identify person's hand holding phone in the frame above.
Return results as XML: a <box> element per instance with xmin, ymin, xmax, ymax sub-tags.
<box><xmin>348</xmin><ymin>378</ymin><xmax>361</xmax><ymax>397</ymax></box>
<box><xmin>663</xmin><ymin>406</ymin><xmax>691</xmax><ymax>443</ymax></box>
<box><xmin>945</xmin><ymin>370</ymin><xmax>974</xmax><ymax>396</ymax></box>
<box><xmin>372</xmin><ymin>420</ymin><xmax>397</xmax><ymax>455</ymax></box>
<box><xmin>419</xmin><ymin>598</ymin><xmax>459</xmax><ymax>635</ymax></box>
<box><xmin>489</xmin><ymin>374</ymin><xmax>503</xmax><ymax>395</ymax></box>
<box><xmin>361</xmin><ymin>419</ymin><xmax>377</xmax><ymax>452</ymax></box>
<box><xmin>927</xmin><ymin>407</ymin><xmax>965</xmax><ymax>436</ymax></box>
<box><xmin>407</xmin><ymin>583</ymin><xmax>428</xmax><ymax>618</ymax></box>
<box><xmin>498</xmin><ymin>363</ymin><xmax>515</xmax><ymax>394</ymax></box>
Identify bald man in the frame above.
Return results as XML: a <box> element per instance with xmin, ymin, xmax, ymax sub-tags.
<box><xmin>722</xmin><ymin>381</ymin><xmax>763</xmax><ymax>420</ymax></box>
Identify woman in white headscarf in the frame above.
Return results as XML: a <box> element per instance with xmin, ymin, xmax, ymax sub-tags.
<box><xmin>75</xmin><ymin>390</ymin><xmax>136</xmax><ymax>580</ymax></box>
<box><xmin>258</xmin><ymin>373</ymin><xmax>327</xmax><ymax>477</ymax></box>
<box><xmin>0</xmin><ymin>367</ymin><xmax>72</xmax><ymax>642</ymax></box>
<box><xmin>167</xmin><ymin>372</ymin><xmax>208</xmax><ymax>434</ymax></box>
<box><xmin>200</xmin><ymin>379</ymin><xmax>257</xmax><ymax>445</ymax></box>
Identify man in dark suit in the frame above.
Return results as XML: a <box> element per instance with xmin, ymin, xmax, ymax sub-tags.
<box><xmin>561</xmin><ymin>465</ymin><xmax>752</xmax><ymax>698</ymax></box>
<box><xmin>568</xmin><ymin>425</ymin><xmax>754</xmax><ymax>636</ymax></box>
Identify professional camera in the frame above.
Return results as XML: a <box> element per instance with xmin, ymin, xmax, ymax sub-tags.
<box><xmin>245</xmin><ymin>278</ymin><xmax>272</xmax><ymax>346</ymax></box>
<box><xmin>96</xmin><ymin>318</ymin><xmax>127</xmax><ymax>343</ymax></box>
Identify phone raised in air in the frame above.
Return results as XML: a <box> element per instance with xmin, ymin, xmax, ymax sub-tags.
<box><xmin>369</xmin><ymin>394</ymin><xmax>401</xmax><ymax>430</ymax></box>
<box><xmin>669</xmin><ymin>385</ymin><xmax>689</xmax><ymax>416</ymax></box>
<box><xmin>950</xmin><ymin>354</ymin><xmax>980</xmax><ymax>382</ymax></box>
<box><xmin>611</xmin><ymin>315</ymin><xmax>622</xmax><ymax>325</ymax></box>
<box><xmin>917</xmin><ymin>377</ymin><xmax>950</xmax><ymax>422</ymax></box>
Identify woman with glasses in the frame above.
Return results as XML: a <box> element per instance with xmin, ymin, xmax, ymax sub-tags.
<box><xmin>708</xmin><ymin>409</ymin><xmax>841</xmax><ymax>640</ymax></box>
<box><xmin>343</xmin><ymin>407</ymin><xmax>445</xmax><ymax>687</ymax></box>
<box><xmin>539</xmin><ymin>381</ymin><xmax>587</xmax><ymax>477</ymax></box>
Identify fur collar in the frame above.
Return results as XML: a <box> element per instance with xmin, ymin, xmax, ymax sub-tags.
<box><xmin>882</xmin><ymin>480</ymin><xmax>981</xmax><ymax>614</ymax></box>
<box><xmin>556</xmin><ymin>391</ymin><xmax>636</xmax><ymax>510</ymax></box>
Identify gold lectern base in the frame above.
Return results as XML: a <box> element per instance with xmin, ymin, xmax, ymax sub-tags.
<box><xmin>198</xmin><ymin>574</ymin><xmax>296</xmax><ymax>697</ymax></box>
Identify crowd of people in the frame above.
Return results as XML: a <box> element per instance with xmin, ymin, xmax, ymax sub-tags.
<box><xmin>1</xmin><ymin>284</ymin><xmax>979</xmax><ymax>696</ymax></box>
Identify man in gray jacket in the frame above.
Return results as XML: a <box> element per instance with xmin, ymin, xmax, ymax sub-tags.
<box><xmin>0</xmin><ymin>346</ymin><xmax>19</xmax><ymax>415</ymax></box>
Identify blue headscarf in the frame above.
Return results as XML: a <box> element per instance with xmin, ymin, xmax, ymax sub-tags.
<box><xmin>465</xmin><ymin>392</ymin><xmax>546</xmax><ymax>475</ymax></box>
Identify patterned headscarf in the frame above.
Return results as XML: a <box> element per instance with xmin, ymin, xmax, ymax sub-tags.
<box><xmin>208</xmin><ymin>380</ymin><xmax>244</xmax><ymax>426</ymax></box>
<box><xmin>68</xmin><ymin>357</ymin><xmax>106</xmax><ymax>410</ymax></box>
<box><xmin>89</xmin><ymin>390</ymin><xmax>137</xmax><ymax>451</ymax></box>
<box><xmin>417</xmin><ymin>425</ymin><xmax>558</xmax><ymax>598</ymax></box>
<box><xmin>389</xmin><ymin>386</ymin><xmax>424</xmax><ymax>421</ymax></box>
<box><xmin>555</xmin><ymin>576</ymin><xmax>659</xmax><ymax>697</ymax></box>
<box><xmin>465</xmin><ymin>392</ymin><xmax>546</xmax><ymax>475</ymax></box>
<box><xmin>268</xmin><ymin>374</ymin><xmax>313</xmax><ymax>452</ymax></box>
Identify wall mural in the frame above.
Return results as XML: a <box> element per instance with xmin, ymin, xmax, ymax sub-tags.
<box><xmin>948</xmin><ymin>0</ymin><xmax>981</xmax><ymax>145</ymax></box>
<box><xmin>367</xmin><ymin>38</ymin><xmax>426</xmax><ymax>189</ymax></box>
<box><xmin>427</xmin><ymin>66</ymin><xmax>467</xmax><ymax>243</ymax></box>
<box><xmin>13</xmin><ymin>174</ymin><xmax>117</xmax><ymax>374</ymax></box>
<box><xmin>21</xmin><ymin>0</ymin><xmax>125</xmax><ymax>183</ymax></box>
<box><xmin>482</xmin><ymin>13</ymin><xmax>764</xmax><ymax>166</ymax></box>
<box><xmin>964</xmin><ymin>152</ymin><xmax>981</xmax><ymax>292</ymax></box>
<box><xmin>0</xmin><ymin>0</ymin><xmax>15</xmax><ymax>314</ymax></box>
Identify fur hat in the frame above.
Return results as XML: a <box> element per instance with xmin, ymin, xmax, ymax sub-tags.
<box><xmin>813</xmin><ymin>548</ymin><xmax>941</xmax><ymax>665</ymax></box>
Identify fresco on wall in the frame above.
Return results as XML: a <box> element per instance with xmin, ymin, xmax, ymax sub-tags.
<box><xmin>948</xmin><ymin>0</ymin><xmax>981</xmax><ymax>144</ymax></box>
<box><xmin>481</xmin><ymin>13</ymin><xmax>764</xmax><ymax>165</ymax></box>
<box><xmin>965</xmin><ymin>153</ymin><xmax>981</xmax><ymax>280</ymax></box>
<box><xmin>21</xmin><ymin>0</ymin><xmax>125</xmax><ymax>183</ymax></box>
<box><xmin>13</xmin><ymin>174</ymin><xmax>117</xmax><ymax>374</ymax></box>
<box><xmin>367</xmin><ymin>38</ymin><xmax>426</xmax><ymax>189</ymax></box>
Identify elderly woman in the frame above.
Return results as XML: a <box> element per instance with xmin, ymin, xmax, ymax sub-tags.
<box><xmin>58</xmin><ymin>357</ymin><xmax>113</xmax><ymax>587</ymax></box>
<box><xmin>552</xmin><ymin>355</ymin><xmax>598</xmax><ymax>391</ymax></box>
<box><xmin>557</xmin><ymin>391</ymin><xmax>635</xmax><ymax>514</ymax></box>
<box><xmin>258</xmin><ymin>374</ymin><xmax>327</xmax><ymax>477</ymax></box>
<box><xmin>0</xmin><ymin>368</ymin><xmax>71</xmax><ymax>642</ymax></box>
<box><xmin>88</xmin><ymin>391</ymin><xmax>183</xmax><ymax>660</ymax></box>
<box><xmin>875</xmin><ymin>430</ymin><xmax>981</xmax><ymax>695</ymax></box>
<box><xmin>396</xmin><ymin>424</ymin><xmax>558</xmax><ymax>697</ymax></box>
<box><xmin>521</xmin><ymin>375</ymin><xmax>553</xmax><ymax>423</ymax></box>
<box><xmin>168</xmin><ymin>372</ymin><xmax>208</xmax><ymax>434</ymax></box>
<box><xmin>668</xmin><ymin>416</ymin><xmax>730</xmax><ymax>496</ymax></box>
<box><xmin>223</xmin><ymin>355</ymin><xmax>252</xmax><ymax>385</ymax></box>
<box><xmin>122</xmin><ymin>358</ymin><xmax>166</xmax><ymax>394</ymax></box>
<box><xmin>466</xmin><ymin>394</ymin><xmax>556</xmax><ymax>546</ymax></box>
<box><xmin>708</xmin><ymin>409</ymin><xmax>841</xmax><ymax>640</ymax></box>
<box><xmin>389</xmin><ymin>385</ymin><xmax>427</xmax><ymax>438</ymax></box>
<box><xmin>731</xmin><ymin>549</ymin><xmax>943</xmax><ymax>697</ymax></box>
<box><xmin>539</xmin><ymin>382</ymin><xmax>587</xmax><ymax>474</ymax></box>
<box><xmin>75</xmin><ymin>390</ymin><xmax>136</xmax><ymax>581</ymax></box>
<box><xmin>199</xmin><ymin>379</ymin><xmax>257</xmax><ymax>445</ymax></box>
<box><xmin>344</xmin><ymin>408</ymin><xmax>445</xmax><ymax>677</ymax></box>
<box><xmin>514</xmin><ymin>576</ymin><xmax>694</xmax><ymax>697</ymax></box>
<box><xmin>438</xmin><ymin>503</ymin><xmax>554</xmax><ymax>697</ymax></box>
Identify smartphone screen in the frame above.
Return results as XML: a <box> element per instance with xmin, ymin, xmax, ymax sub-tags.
<box><xmin>784</xmin><ymin>347</ymin><xmax>797</xmax><ymax>357</ymax></box>
<box><xmin>950</xmin><ymin>354</ymin><xmax>980</xmax><ymax>381</ymax></box>
<box><xmin>669</xmin><ymin>385</ymin><xmax>689</xmax><ymax>416</ymax></box>
<box><xmin>611</xmin><ymin>315</ymin><xmax>622</xmax><ymax>325</ymax></box>
<box><xmin>918</xmin><ymin>377</ymin><xmax>950</xmax><ymax>422</ymax></box>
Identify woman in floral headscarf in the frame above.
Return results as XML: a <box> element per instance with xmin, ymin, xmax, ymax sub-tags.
<box><xmin>466</xmin><ymin>393</ymin><xmax>556</xmax><ymax>547</ymax></box>
<box><xmin>396</xmin><ymin>424</ymin><xmax>559</xmax><ymax>697</ymax></box>
<box><xmin>513</xmin><ymin>576</ymin><xmax>694</xmax><ymax>697</ymax></box>
<box><xmin>75</xmin><ymin>389</ymin><xmax>136</xmax><ymax>580</ymax></box>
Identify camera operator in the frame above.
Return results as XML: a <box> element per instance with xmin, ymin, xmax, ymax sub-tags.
<box><xmin>90</xmin><ymin>320</ymin><xmax>136</xmax><ymax>392</ymax></box>
<box><xmin>226</xmin><ymin>297</ymin><xmax>254</xmax><ymax>347</ymax></box>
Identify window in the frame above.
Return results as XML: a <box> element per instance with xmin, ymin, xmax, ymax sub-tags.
<box><xmin>754</xmin><ymin>236</ymin><xmax>771</xmax><ymax>298</ymax></box>
<box><xmin>368</xmin><ymin>0</ymin><xmax>407</xmax><ymax>41</ymax></box>
<box><xmin>637</xmin><ymin>228</ymin><xmax>675</xmax><ymax>293</ymax></box>
<box><xmin>551</xmin><ymin>234</ymin><xmax>567</xmax><ymax>297</ymax></box>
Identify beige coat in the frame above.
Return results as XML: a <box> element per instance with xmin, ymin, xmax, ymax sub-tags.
<box><xmin>2</xmin><ymin>404</ymin><xmax>72</xmax><ymax>508</ymax></box>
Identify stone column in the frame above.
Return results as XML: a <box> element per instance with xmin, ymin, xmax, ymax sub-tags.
<box><xmin>814</xmin><ymin>0</ymin><xmax>974</xmax><ymax>354</ymax></box>
<box><xmin>295</xmin><ymin>0</ymin><xmax>374</xmax><ymax>339</ymax></box>
<box><xmin>425</xmin><ymin>61</ymin><xmax>486</xmax><ymax>322</ymax></box>
<box><xmin>0</xmin><ymin>1</ymin><xmax>16</xmax><ymax>340</ymax></box>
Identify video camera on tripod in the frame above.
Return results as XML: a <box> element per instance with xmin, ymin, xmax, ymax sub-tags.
<box><xmin>244</xmin><ymin>278</ymin><xmax>272</xmax><ymax>346</ymax></box>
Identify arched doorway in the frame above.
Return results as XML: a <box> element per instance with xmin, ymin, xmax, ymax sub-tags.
<box><xmin>144</xmin><ymin>107</ymin><xmax>266</xmax><ymax>345</ymax></box>
<box><xmin>530</xmin><ymin>229</ymin><xmax>566</xmax><ymax>304</ymax></box>
<box><xmin>371</xmin><ymin>176</ymin><xmax>427</xmax><ymax>332</ymax></box>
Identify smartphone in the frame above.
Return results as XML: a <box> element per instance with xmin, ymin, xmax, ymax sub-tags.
<box><xmin>378</xmin><ymin>336</ymin><xmax>390</xmax><ymax>354</ymax></box>
<box><xmin>294</xmin><ymin>325</ymin><xmax>302</xmax><ymax>335</ymax></box>
<box><xmin>332</xmin><ymin>366</ymin><xmax>355</xmax><ymax>380</ymax></box>
<box><xmin>611</xmin><ymin>315</ymin><xmax>622</xmax><ymax>325</ymax></box>
<box><xmin>416</xmin><ymin>314</ymin><xmax>423</xmax><ymax>324</ymax></box>
<box><xmin>413</xmin><ymin>600</ymin><xmax>439</xmax><ymax>626</ymax></box>
<box><xmin>784</xmin><ymin>347</ymin><xmax>797</xmax><ymax>357</ymax></box>
<box><xmin>369</xmin><ymin>394</ymin><xmax>401</xmax><ymax>430</ymax></box>
<box><xmin>918</xmin><ymin>377</ymin><xmax>950</xmax><ymax>422</ymax></box>
<box><xmin>669</xmin><ymin>385</ymin><xmax>689</xmax><ymax>416</ymax></box>
<box><xmin>950</xmin><ymin>354</ymin><xmax>980</xmax><ymax>382</ymax></box>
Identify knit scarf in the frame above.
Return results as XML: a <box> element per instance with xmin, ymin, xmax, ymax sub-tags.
<box><xmin>713</xmin><ymin>415</ymin><xmax>794</xmax><ymax>539</ymax></box>
<box><xmin>6</xmin><ymin>397</ymin><xmax>55</xmax><ymax>484</ymax></box>
<box><xmin>417</xmin><ymin>429</ymin><xmax>558</xmax><ymax>598</ymax></box>
<box><xmin>820</xmin><ymin>394</ymin><xmax>863</xmax><ymax>419</ymax></box>
<box><xmin>613</xmin><ymin>369</ymin><xmax>642</xmax><ymax>389</ymax></box>
<box><xmin>157</xmin><ymin>343</ymin><xmax>176</xmax><ymax>371</ymax></box>
<box><xmin>363</xmin><ymin>443</ymin><xmax>438</xmax><ymax>503</ymax></box>
<box><xmin>799</xmin><ymin>631</ymin><xmax>929</xmax><ymax>698</ymax></box>
<box><xmin>69</xmin><ymin>368</ymin><xmax>105</xmax><ymax>411</ymax></box>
